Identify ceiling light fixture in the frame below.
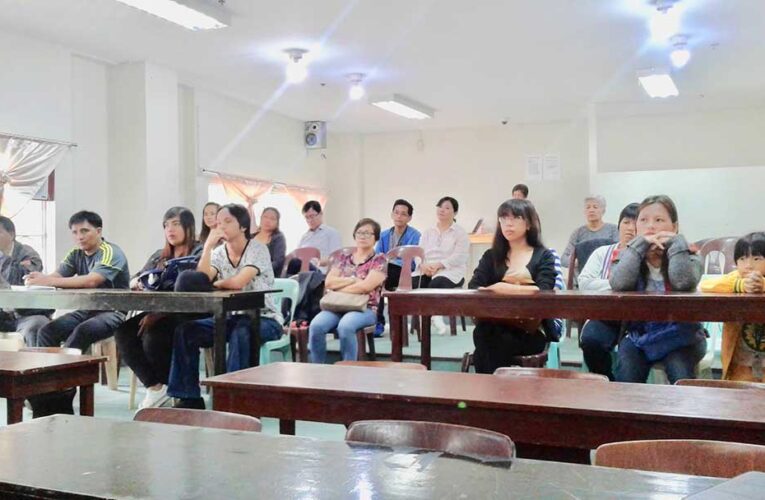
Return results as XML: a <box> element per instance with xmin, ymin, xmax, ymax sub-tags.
<box><xmin>670</xmin><ymin>35</ymin><xmax>691</xmax><ymax>68</ymax></box>
<box><xmin>638</xmin><ymin>68</ymin><xmax>679</xmax><ymax>98</ymax></box>
<box><xmin>113</xmin><ymin>0</ymin><xmax>230</xmax><ymax>31</ymax></box>
<box><xmin>649</xmin><ymin>0</ymin><xmax>681</xmax><ymax>42</ymax></box>
<box><xmin>347</xmin><ymin>73</ymin><xmax>366</xmax><ymax>100</ymax></box>
<box><xmin>369</xmin><ymin>94</ymin><xmax>434</xmax><ymax>120</ymax></box>
<box><xmin>284</xmin><ymin>48</ymin><xmax>309</xmax><ymax>84</ymax></box>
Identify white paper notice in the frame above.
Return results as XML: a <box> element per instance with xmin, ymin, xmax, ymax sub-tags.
<box><xmin>525</xmin><ymin>155</ymin><xmax>542</xmax><ymax>181</ymax></box>
<box><xmin>543</xmin><ymin>154</ymin><xmax>561</xmax><ymax>181</ymax></box>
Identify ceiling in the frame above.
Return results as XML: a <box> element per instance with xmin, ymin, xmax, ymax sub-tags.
<box><xmin>1</xmin><ymin>0</ymin><xmax>764</xmax><ymax>133</ymax></box>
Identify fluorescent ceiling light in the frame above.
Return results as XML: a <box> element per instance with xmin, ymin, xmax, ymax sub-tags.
<box><xmin>369</xmin><ymin>94</ymin><xmax>434</xmax><ymax>120</ymax></box>
<box><xmin>113</xmin><ymin>0</ymin><xmax>230</xmax><ymax>31</ymax></box>
<box><xmin>638</xmin><ymin>69</ymin><xmax>679</xmax><ymax>98</ymax></box>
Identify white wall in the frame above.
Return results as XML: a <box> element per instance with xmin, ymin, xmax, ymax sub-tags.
<box><xmin>328</xmin><ymin>121</ymin><xmax>590</xmax><ymax>253</ymax></box>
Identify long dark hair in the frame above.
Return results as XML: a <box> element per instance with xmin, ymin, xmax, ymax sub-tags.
<box><xmin>259</xmin><ymin>206</ymin><xmax>281</xmax><ymax>234</ymax></box>
<box><xmin>199</xmin><ymin>201</ymin><xmax>221</xmax><ymax>243</ymax></box>
<box><xmin>491</xmin><ymin>199</ymin><xmax>544</xmax><ymax>271</ymax></box>
<box><xmin>160</xmin><ymin>207</ymin><xmax>197</xmax><ymax>261</ymax></box>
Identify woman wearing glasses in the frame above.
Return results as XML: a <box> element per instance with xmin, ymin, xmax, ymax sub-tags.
<box><xmin>468</xmin><ymin>199</ymin><xmax>557</xmax><ymax>374</ymax></box>
<box><xmin>308</xmin><ymin>218</ymin><xmax>387</xmax><ymax>363</ymax></box>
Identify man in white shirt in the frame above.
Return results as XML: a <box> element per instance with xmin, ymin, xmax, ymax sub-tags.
<box><xmin>298</xmin><ymin>201</ymin><xmax>342</xmax><ymax>273</ymax></box>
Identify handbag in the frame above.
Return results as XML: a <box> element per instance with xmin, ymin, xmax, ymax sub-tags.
<box><xmin>628</xmin><ymin>321</ymin><xmax>701</xmax><ymax>362</ymax></box>
<box><xmin>139</xmin><ymin>255</ymin><xmax>200</xmax><ymax>291</ymax></box>
<box><xmin>319</xmin><ymin>291</ymin><xmax>368</xmax><ymax>313</ymax></box>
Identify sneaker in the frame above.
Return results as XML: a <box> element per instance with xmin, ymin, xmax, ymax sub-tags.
<box><xmin>432</xmin><ymin>316</ymin><xmax>448</xmax><ymax>336</ymax></box>
<box><xmin>139</xmin><ymin>385</ymin><xmax>170</xmax><ymax>409</ymax></box>
<box><xmin>173</xmin><ymin>397</ymin><xmax>206</xmax><ymax>410</ymax></box>
<box><xmin>374</xmin><ymin>323</ymin><xmax>385</xmax><ymax>338</ymax></box>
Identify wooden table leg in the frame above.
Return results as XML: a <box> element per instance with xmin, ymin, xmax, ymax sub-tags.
<box><xmin>6</xmin><ymin>398</ymin><xmax>24</xmax><ymax>424</ymax></box>
<box><xmin>297</xmin><ymin>326</ymin><xmax>309</xmax><ymax>363</ymax></box>
<box><xmin>421</xmin><ymin>315</ymin><xmax>431</xmax><ymax>370</ymax></box>
<box><xmin>390</xmin><ymin>311</ymin><xmax>403</xmax><ymax>362</ymax></box>
<box><xmin>79</xmin><ymin>385</ymin><xmax>94</xmax><ymax>416</ymax></box>
<box><xmin>213</xmin><ymin>310</ymin><xmax>227</xmax><ymax>375</ymax></box>
<box><xmin>249</xmin><ymin>309</ymin><xmax>262</xmax><ymax>367</ymax></box>
<box><xmin>280</xmin><ymin>419</ymin><xmax>296</xmax><ymax>435</ymax></box>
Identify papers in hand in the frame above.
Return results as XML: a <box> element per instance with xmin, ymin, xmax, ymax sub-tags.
<box><xmin>11</xmin><ymin>285</ymin><xmax>56</xmax><ymax>291</ymax></box>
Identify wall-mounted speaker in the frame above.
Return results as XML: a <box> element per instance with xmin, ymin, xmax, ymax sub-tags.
<box><xmin>304</xmin><ymin>121</ymin><xmax>327</xmax><ymax>149</ymax></box>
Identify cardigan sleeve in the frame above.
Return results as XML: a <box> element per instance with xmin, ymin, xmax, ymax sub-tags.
<box><xmin>531</xmin><ymin>248</ymin><xmax>557</xmax><ymax>291</ymax></box>
<box><xmin>468</xmin><ymin>249</ymin><xmax>496</xmax><ymax>289</ymax></box>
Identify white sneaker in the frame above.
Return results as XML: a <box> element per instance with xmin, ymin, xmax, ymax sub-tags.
<box><xmin>139</xmin><ymin>385</ymin><xmax>170</xmax><ymax>409</ymax></box>
<box><xmin>432</xmin><ymin>316</ymin><xmax>448</xmax><ymax>336</ymax></box>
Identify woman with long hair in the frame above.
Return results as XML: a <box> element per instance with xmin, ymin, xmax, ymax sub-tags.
<box><xmin>468</xmin><ymin>199</ymin><xmax>557</xmax><ymax>374</ymax></box>
<box><xmin>115</xmin><ymin>206</ymin><xmax>202</xmax><ymax>409</ymax></box>
<box><xmin>253</xmin><ymin>206</ymin><xmax>287</xmax><ymax>277</ymax></box>
<box><xmin>199</xmin><ymin>201</ymin><xmax>221</xmax><ymax>245</ymax></box>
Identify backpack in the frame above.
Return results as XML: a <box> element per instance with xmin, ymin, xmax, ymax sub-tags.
<box><xmin>139</xmin><ymin>256</ymin><xmax>200</xmax><ymax>291</ymax></box>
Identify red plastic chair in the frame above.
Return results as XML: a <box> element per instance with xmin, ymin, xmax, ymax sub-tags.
<box><xmin>283</xmin><ymin>247</ymin><xmax>321</xmax><ymax>275</ymax></box>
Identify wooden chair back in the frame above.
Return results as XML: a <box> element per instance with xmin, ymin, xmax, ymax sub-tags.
<box><xmin>283</xmin><ymin>247</ymin><xmax>321</xmax><ymax>275</ymax></box>
<box><xmin>494</xmin><ymin>367</ymin><xmax>609</xmax><ymax>382</ymax></box>
<box><xmin>675</xmin><ymin>379</ymin><xmax>765</xmax><ymax>390</ymax></box>
<box><xmin>594</xmin><ymin>439</ymin><xmax>765</xmax><ymax>478</ymax></box>
<box><xmin>346</xmin><ymin>420</ymin><xmax>514</xmax><ymax>460</ymax></box>
<box><xmin>335</xmin><ymin>360</ymin><xmax>426</xmax><ymax>370</ymax></box>
<box><xmin>384</xmin><ymin>245</ymin><xmax>425</xmax><ymax>290</ymax></box>
<box><xmin>134</xmin><ymin>408</ymin><xmax>262</xmax><ymax>432</ymax></box>
<box><xmin>19</xmin><ymin>347</ymin><xmax>83</xmax><ymax>356</ymax></box>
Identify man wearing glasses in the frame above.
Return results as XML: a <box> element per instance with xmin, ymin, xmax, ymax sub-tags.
<box><xmin>298</xmin><ymin>200</ymin><xmax>342</xmax><ymax>273</ymax></box>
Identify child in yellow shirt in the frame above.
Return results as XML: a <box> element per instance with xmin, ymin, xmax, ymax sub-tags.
<box><xmin>700</xmin><ymin>232</ymin><xmax>765</xmax><ymax>381</ymax></box>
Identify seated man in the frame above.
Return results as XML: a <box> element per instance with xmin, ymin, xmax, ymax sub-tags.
<box><xmin>0</xmin><ymin>216</ymin><xmax>51</xmax><ymax>344</ymax></box>
<box><xmin>298</xmin><ymin>200</ymin><xmax>342</xmax><ymax>273</ymax></box>
<box><xmin>27</xmin><ymin>210</ymin><xmax>130</xmax><ymax>352</ymax></box>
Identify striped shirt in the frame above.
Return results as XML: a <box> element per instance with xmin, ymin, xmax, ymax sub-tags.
<box><xmin>58</xmin><ymin>240</ymin><xmax>130</xmax><ymax>289</ymax></box>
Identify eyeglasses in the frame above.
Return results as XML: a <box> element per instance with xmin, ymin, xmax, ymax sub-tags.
<box><xmin>304</xmin><ymin>213</ymin><xmax>320</xmax><ymax>221</ymax></box>
<box><xmin>498</xmin><ymin>215</ymin><xmax>525</xmax><ymax>226</ymax></box>
<box><xmin>354</xmin><ymin>231</ymin><xmax>375</xmax><ymax>238</ymax></box>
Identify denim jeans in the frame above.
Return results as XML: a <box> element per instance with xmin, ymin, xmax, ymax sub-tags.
<box><xmin>580</xmin><ymin>320</ymin><xmax>621</xmax><ymax>380</ymax></box>
<box><xmin>167</xmin><ymin>315</ymin><xmax>282</xmax><ymax>399</ymax></box>
<box><xmin>615</xmin><ymin>331</ymin><xmax>707</xmax><ymax>384</ymax></box>
<box><xmin>309</xmin><ymin>309</ymin><xmax>377</xmax><ymax>363</ymax></box>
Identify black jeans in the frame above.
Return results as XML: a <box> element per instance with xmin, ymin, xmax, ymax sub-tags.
<box><xmin>418</xmin><ymin>276</ymin><xmax>464</xmax><ymax>289</ymax></box>
<box><xmin>472</xmin><ymin>321</ymin><xmax>547</xmax><ymax>374</ymax></box>
<box><xmin>580</xmin><ymin>320</ymin><xmax>621</xmax><ymax>380</ymax></box>
<box><xmin>376</xmin><ymin>264</ymin><xmax>403</xmax><ymax>326</ymax></box>
<box><xmin>115</xmin><ymin>313</ymin><xmax>186</xmax><ymax>388</ymax></box>
<box><xmin>37</xmin><ymin>310</ymin><xmax>126</xmax><ymax>352</ymax></box>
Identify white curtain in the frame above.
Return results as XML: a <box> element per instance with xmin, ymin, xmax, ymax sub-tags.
<box><xmin>0</xmin><ymin>136</ymin><xmax>70</xmax><ymax>217</ymax></box>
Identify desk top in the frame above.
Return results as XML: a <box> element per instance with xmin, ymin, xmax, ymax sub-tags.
<box><xmin>0</xmin><ymin>351</ymin><xmax>105</xmax><ymax>376</ymax></box>
<box><xmin>0</xmin><ymin>288</ymin><xmax>275</xmax><ymax>313</ymax></box>
<box><xmin>385</xmin><ymin>288</ymin><xmax>765</xmax><ymax>322</ymax></box>
<box><xmin>0</xmin><ymin>415</ymin><xmax>720</xmax><ymax>499</ymax></box>
<box><xmin>204</xmin><ymin>363</ymin><xmax>765</xmax><ymax>429</ymax></box>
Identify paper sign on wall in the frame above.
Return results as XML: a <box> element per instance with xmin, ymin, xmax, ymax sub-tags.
<box><xmin>543</xmin><ymin>154</ymin><xmax>561</xmax><ymax>181</ymax></box>
<box><xmin>525</xmin><ymin>155</ymin><xmax>542</xmax><ymax>180</ymax></box>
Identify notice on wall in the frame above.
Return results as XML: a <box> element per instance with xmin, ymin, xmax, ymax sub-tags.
<box><xmin>543</xmin><ymin>154</ymin><xmax>561</xmax><ymax>181</ymax></box>
<box><xmin>525</xmin><ymin>155</ymin><xmax>542</xmax><ymax>181</ymax></box>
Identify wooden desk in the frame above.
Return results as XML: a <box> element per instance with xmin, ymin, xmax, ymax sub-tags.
<box><xmin>0</xmin><ymin>351</ymin><xmax>104</xmax><ymax>424</ymax></box>
<box><xmin>204</xmin><ymin>362</ymin><xmax>765</xmax><ymax>463</ymax></box>
<box><xmin>386</xmin><ymin>289</ymin><xmax>765</xmax><ymax>368</ymax></box>
<box><xmin>0</xmin><ymin>288</ymin><xmax>272</xmax><ymax>374</ymax></box>
<box><xmin>0</xmin><ymin>415</ymin><xmax>720</xmax><ymax>499</ymax></box>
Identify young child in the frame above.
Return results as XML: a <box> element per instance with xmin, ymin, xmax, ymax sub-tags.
<box><xmin>700</xmin><ymin>232</ymin><xmax>765</xmax><ymax>381</ymax></box>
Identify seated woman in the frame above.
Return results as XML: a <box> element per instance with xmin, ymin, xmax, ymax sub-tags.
<box><xmin>199</xmin><ymin>201</ymin><xmax>221</xmax><ymax>246</ymax></box>
<box><xmin>561</xmin><ymin>195</ymin><xmax>618</xmax><ymax>267</ymax></box>
<box><xmin>115</xmin><ymin>207</ymin><xmax>203</xmax><ymax>409</ymax></box>
<box><xmin>468</xmin><ymin>199</ymin><xmax>557</xmax><ymax>374</ymax></box>
<box><xmin>167</xmin><ymin>204</ymin><xmax>283</xmax><ymax>409</ymax></box>
<box><xmin>419</xmin><ymin>196</ymin><xmax>470</xmax><ymax>333</ymax></box>
<box><xmin>701</xmin><ymin>232</ymin><xmax>765</xmax><ymax>382</ymax></box>
<box><xmin>610</xmin><ymin>195</ymin><xmax>706</xmax><ymax>384</ymax></box>
<box><xmin>577</xmin><ymin>202</ymin><xmax>639</xmax><ymax>380</ymax></box>
<box><xmin>309</xmin><ymin>218</ymin><xmax>387</xmax><ymax>363</ymax></box>
<box><xmin>253</xmin><ymin>207</ymin><xmax>287</xmax><ymax>277</ymax></box>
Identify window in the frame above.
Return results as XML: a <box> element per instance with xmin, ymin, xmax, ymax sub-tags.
<box><xmin>13</xmin><ymin>199</ymin><xmax>56</xmax><ymax>273</ymax></box>
<box><xmin>207</xmin><ymin>184</ymin><xmax>307</xmax><ymax>251</ymax></box>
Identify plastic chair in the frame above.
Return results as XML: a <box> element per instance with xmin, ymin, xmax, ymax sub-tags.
<box><xmin>594</xmin><ymin>439</ymin><xmax>765</xmax><ymax>478</ymax></box>
<box><xmin>335</xmin><ymin>360</ymin><xmax>426</xmax><ymax>370</ymax></box>
<box><xmin>91</xmin><ymin>337</ymin><xmax>119</xmax><ymax>390</ymax></box>
<box><xmin>384</xmin><ymin>245</ymin><xmax>425</xmax><ymax>343</ymax></box>
<box><xmin>283</xmin><ymin>247</ymin><xmax>320</xmax><ymax>276</ymax></box>
<box><xmin>134</xmin><ymin>408</ymin><xmax>262</xmax><ymax>432</ymax></box>
<box><xmin>346</xmin><ymin>420</ymin><xmax>514</xmax><ymax>460</ymax></box>
<box><xmin>259</xmin><ymin>278</ymin><xmax>299</xmax><ymax>366</ymax></box>
<box><xmin>699</xmin><ymin>237</ymin><xmax>738</xmax><ymax>275</ymax></box>
<box><xmin>493</xmin><ymin>366</ymin><xmax>609</xmax><ymax>381</ymax></box>
<box><xmin>675</xmin><ymin>379</ymin><xmax>765</xmax><ymax>390</ymax></box>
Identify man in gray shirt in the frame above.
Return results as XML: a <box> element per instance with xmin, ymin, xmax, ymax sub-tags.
<box><xmin>298</xmin><ymin>200</ymin><xmax>342</xmax><ymax>273</ymax></box>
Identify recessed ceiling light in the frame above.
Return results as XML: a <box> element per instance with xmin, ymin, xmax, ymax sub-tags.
<box><xmin>638</xmin><ymin>69</ymin><xmax>679</xmax><ymax>98</ymax></box>
<box><xmin>347</xmin><ymin>73</ymin><xmax>366</xmax><ymax>101</ymax></box>
<box><xmin>670</xmin><ymin>35</ymin><xmax>691</xmax><ymax>68</ymax></box>
<box><xmin>369</xmin><ymin>94</ymin><xmax>434</xmax><ymax>120</ymax></box>
<box><xmin>113</xmin><ymin>0</ymin><xmax>230</xmax><ymax>31</ymax></box>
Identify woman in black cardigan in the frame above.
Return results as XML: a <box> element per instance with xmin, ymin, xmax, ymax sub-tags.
<box><xmin>468</xmin><ymin>199</ymin><xmax>557</xmax><ymax>374</ymax></box>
